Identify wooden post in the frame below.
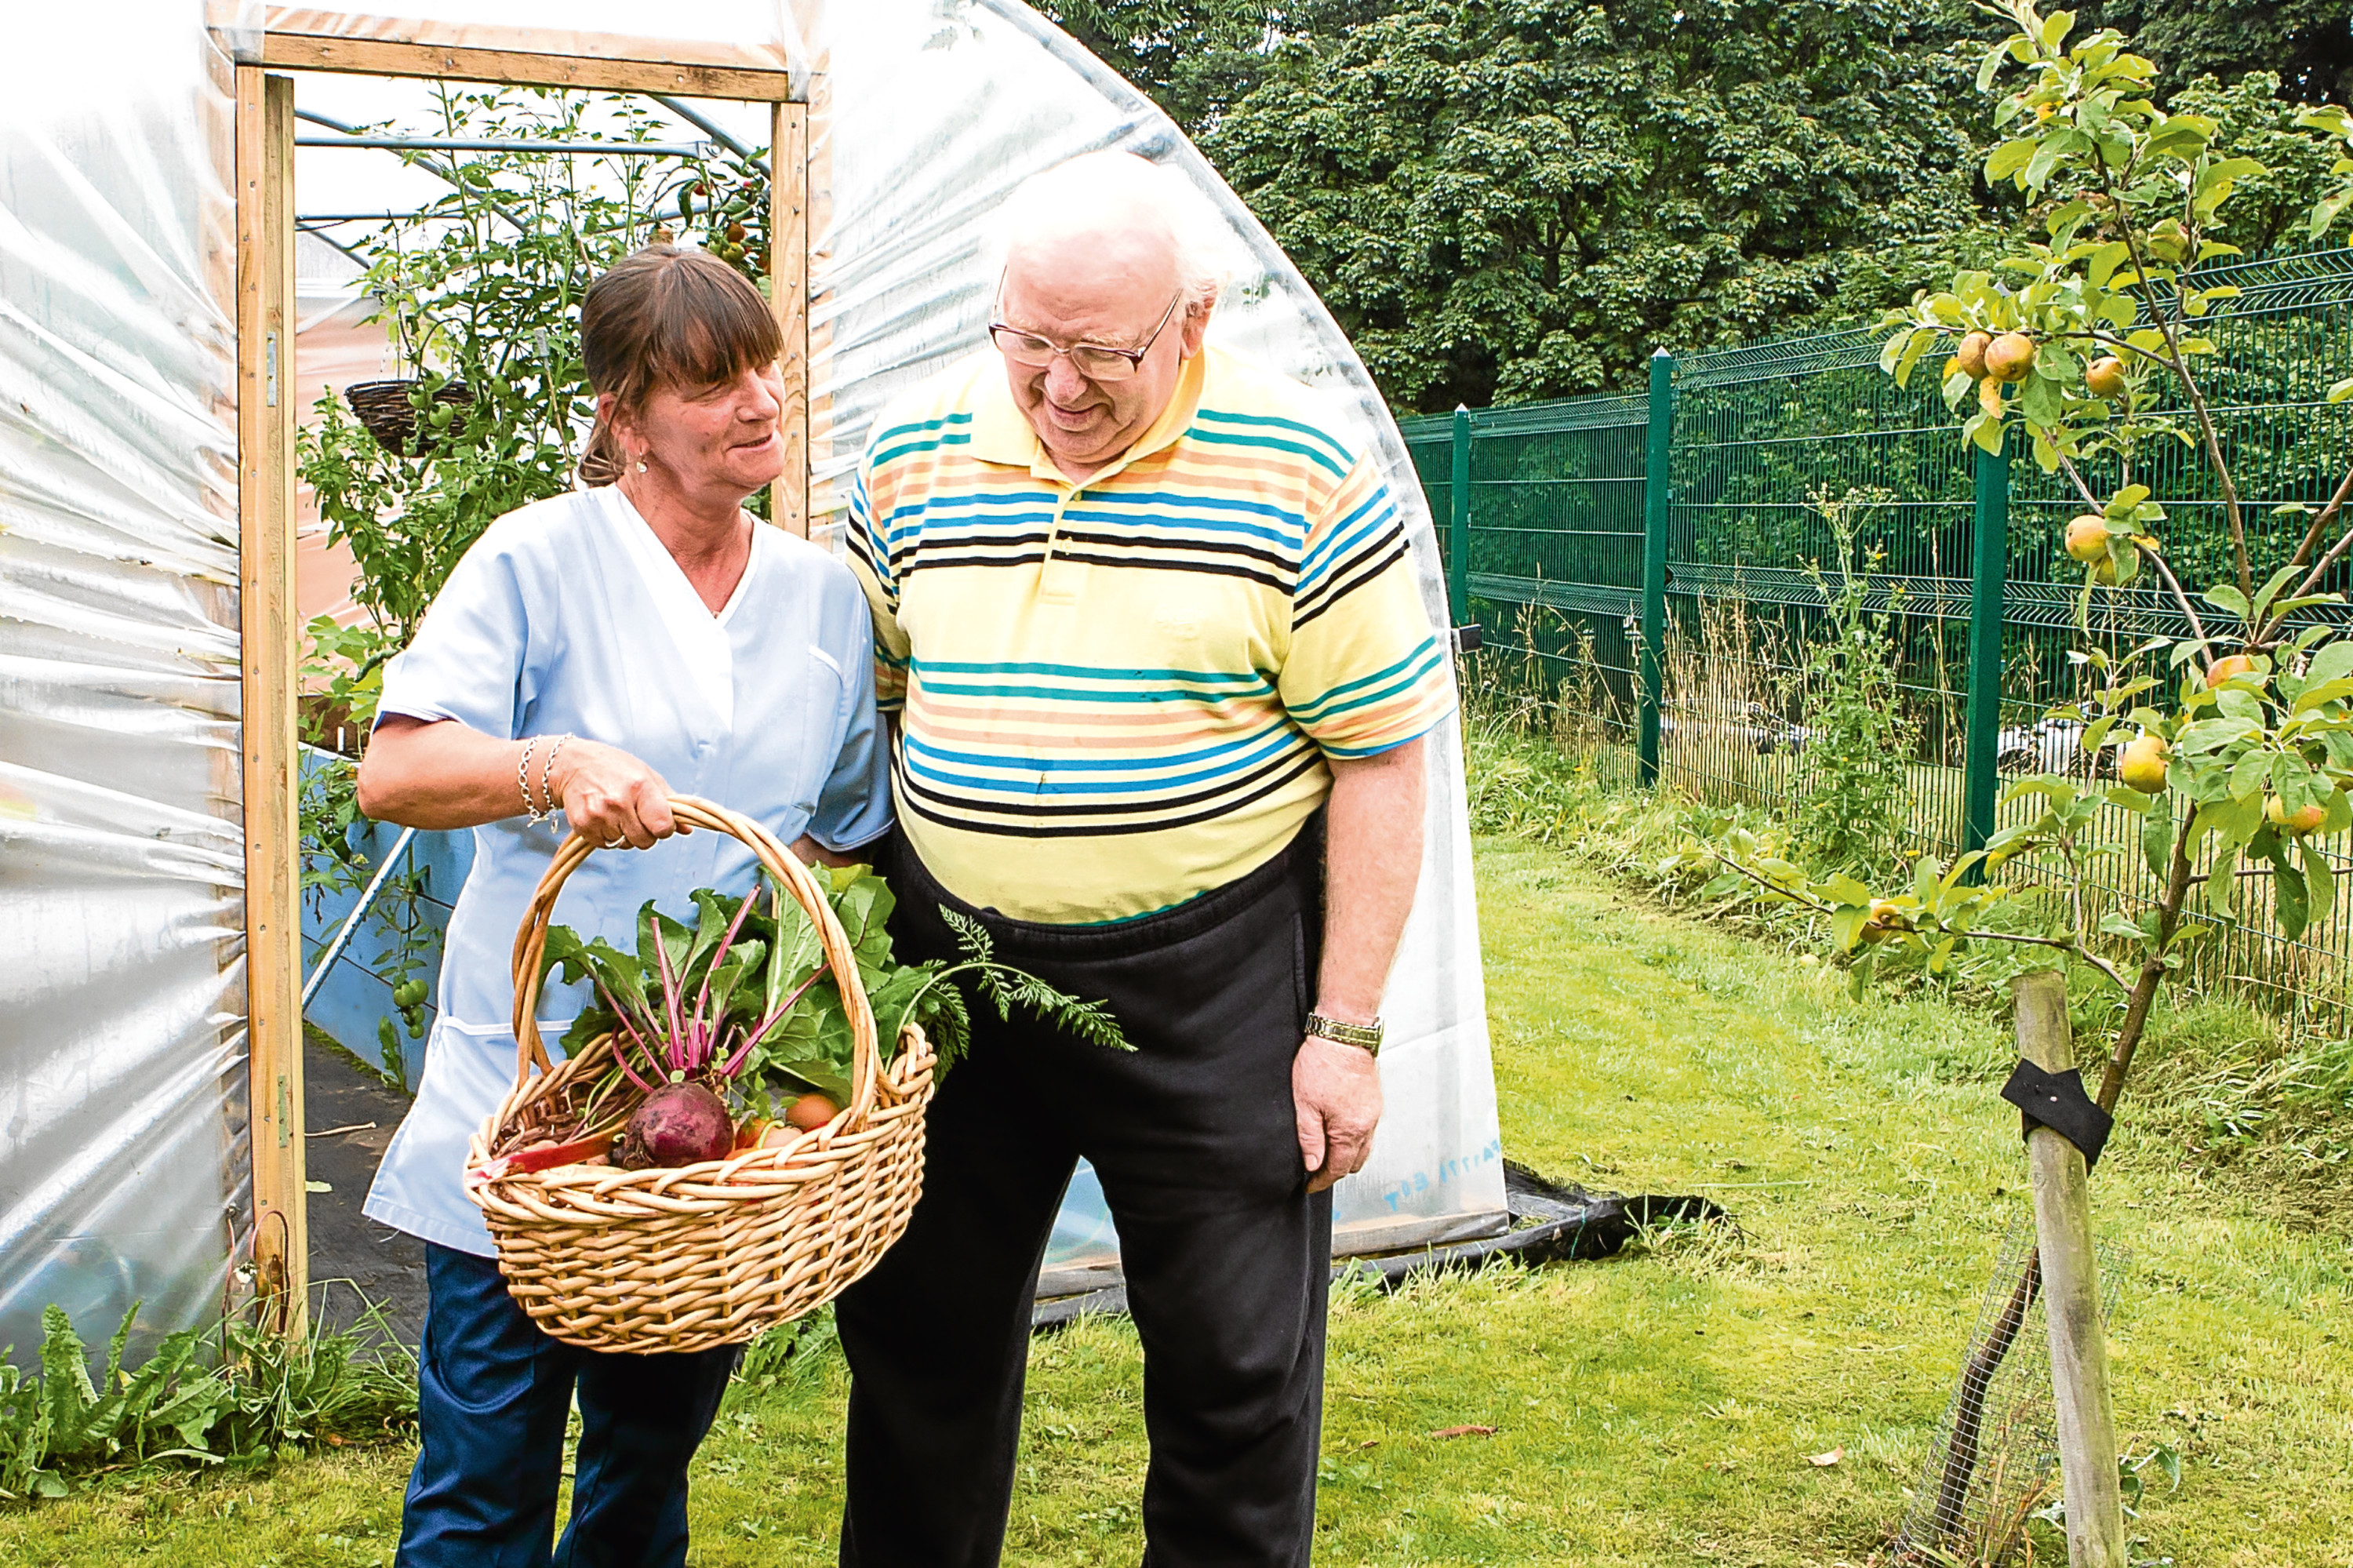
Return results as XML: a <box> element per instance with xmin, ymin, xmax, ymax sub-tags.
<box><xmin>769</xmin><ymin>101</ymin><xmax>809</xmax><ymax>537</ymax></box>
<box><xmin>235</xmin><ymin>67</ymin><xmax>307</xmax><ymax>1337</ymax></box>
<box><xmin>2012</xmin><ymin>970</ymin><xmax>2123</xmax><ymax>1567</ymax></box>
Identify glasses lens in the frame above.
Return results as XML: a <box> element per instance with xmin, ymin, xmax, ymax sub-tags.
<box><xmin>1069</xmin><ymin>347</ymin><xmax>1139</xmax><ymax>382</ymax></box>
<box><xmin>991</xmin><ymin>326</ymin><xmax>1055</xmax><ymax>366</ymax></box>
<box><xmin>990</xmin><ymin>326</ymin><xmax>1141</xmax><ymax>382</ymax></box>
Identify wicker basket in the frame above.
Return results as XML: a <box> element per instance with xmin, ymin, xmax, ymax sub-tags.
<box><xmin>465</xmin><ymin>795</ymin><xmax>933</xmax><ymax>1355</ymax></box>
<box><xmin>345</xmin><ymin>377</ymin><xmax>475</xmax><ymax>457</ymax></box>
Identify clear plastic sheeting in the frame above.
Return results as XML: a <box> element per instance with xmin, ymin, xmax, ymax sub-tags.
<box><xmin>2</xmin><ymin>0</ymin><xmax>1502</xmax><ymax>1360</ymax></box>
<box><xmin>799</xmin><ymin>1</ymin><xmax>1505</xmax><ymax>1268</ymax></box>
<box><xmin>1</xmin><ymin>8</ymin><xmax>249</xmax><ymax>1359</ymax></box>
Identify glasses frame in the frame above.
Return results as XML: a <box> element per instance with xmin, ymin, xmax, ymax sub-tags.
<box><xmin>987</xmin><ymin>286</ymin><xmax>1186</xmax><ymax>383</ymax></box>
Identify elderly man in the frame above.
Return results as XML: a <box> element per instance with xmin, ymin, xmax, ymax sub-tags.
<box><xmin>834</xmin><ymin>151</ymin><xmax>1453</xmax><ymax>1568</ymax></box>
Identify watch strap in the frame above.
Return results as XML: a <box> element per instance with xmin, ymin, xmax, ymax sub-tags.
<box><xmin>1305</xmin><ymin>1012</ymin><xmax>1383</xmax><ymax>1055</ymax></box>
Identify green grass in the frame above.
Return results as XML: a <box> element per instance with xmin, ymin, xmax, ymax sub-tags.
<box><xmin>6</xmin><ymin>838</ymin><xmax>2351</xmax><ymax>1565</ymax></box>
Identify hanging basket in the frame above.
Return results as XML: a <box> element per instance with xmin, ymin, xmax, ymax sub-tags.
<box><xmin>344</xmin><ymin>378</ymin><xmax>475</xmax><ymax>457</ymax></box>
<box><xmin>465</xmin><ymin>795</ymin><xmax>934</xmax><ymax>1355</ymax></box>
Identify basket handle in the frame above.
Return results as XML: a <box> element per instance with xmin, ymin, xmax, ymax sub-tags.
<box><xmin>504</xmin><ymin>795</ymin><xmax>882</xmax><ymax>1129</ymax></box>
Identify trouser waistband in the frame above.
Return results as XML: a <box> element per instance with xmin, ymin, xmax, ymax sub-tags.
<box><xmin>882</xmin><ymin>814</ymin><xmax>1324</xmax><ymax>963</ymax></box>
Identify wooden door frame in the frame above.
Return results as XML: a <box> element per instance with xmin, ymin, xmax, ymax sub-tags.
<box><xmin>234</xmin><ymin>39</ymin><xmax>809</xmax><ymax>1333</ymax></box>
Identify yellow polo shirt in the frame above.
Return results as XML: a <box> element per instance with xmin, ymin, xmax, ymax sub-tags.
<box><xmin>845</xmin><ymin>344</ymin><xmax>1453</xmax><ymax>923</ymax></box>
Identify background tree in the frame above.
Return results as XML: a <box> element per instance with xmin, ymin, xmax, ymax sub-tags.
<box><xmin>1043</xmin><ymin>0</ymin><xmax>2353</xmax><ymax>413</ymax></box>
<box><xmin>2171</xmin><ymin>71</ymin><xmax>2346</xmax><ymax>256</ymax></box>
<box><xmin>1038</xmin><ymin>0</ymin><xmax>1278</xmax><ymax>140</ymax></box>
<box><xmin>1195</xmin><ymin>0</ymin><xmax>2007</xmax><ymax>412</ymax></box>
<box><xmin>2072</xmin><ymin>0</ymin><xmax>2353</xmax><ymax>107</ymax></box>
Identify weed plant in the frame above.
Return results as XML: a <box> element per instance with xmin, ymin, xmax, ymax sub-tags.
<box><xmin>1791</xmin><ymin>489</ymin><xmax>1917</xmax><ymax>878</ymax></box>
<box><xmin>0</xmin><ymin>1294</ymin><xmax>415</xmax><ymax>1503</ymax></box>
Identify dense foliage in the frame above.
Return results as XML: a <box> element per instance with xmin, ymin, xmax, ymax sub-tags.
<box><xmin>2074</xmin><ymin>0</ymin><xmax>2353</xmax><ymax>106</ymax></box>
<box><xmin>1044</xmin><ymin>0</ymin><xmax>2353</xmax><ymax>413</ymax></box>
<box><xmin>1200</xmin><ymin>0</ymin><xmax>2002</xmax><ymax>409</ymax></box>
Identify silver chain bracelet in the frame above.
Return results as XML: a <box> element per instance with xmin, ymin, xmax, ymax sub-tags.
<box><xmin>517</xmin><ymin>737</ymin><xmax>542</xmax><ymax>822</ymax></box>
<box><xmin>538</xmin><ymin>733</ymin><xmax>574</xmax><ymax>822</ymax></box>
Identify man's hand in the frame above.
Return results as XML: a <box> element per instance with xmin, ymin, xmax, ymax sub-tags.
<box><xmin>1294</xmin><ymin>1036</ymin><xmax>1383</xmax><ymax>1194</ymax></box>
<box><xmin>1292</xmin><ymin>734</ymin><xmax>1425</xmax><ymax>1195</ymax></box>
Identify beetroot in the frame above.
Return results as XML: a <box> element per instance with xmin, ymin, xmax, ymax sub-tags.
<box><xmin>616</xmin><ymin>1082</ymin><xmax>735</xmax><ymax>1170</ymax></box>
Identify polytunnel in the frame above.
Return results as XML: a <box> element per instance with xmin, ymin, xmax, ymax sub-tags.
<box><xmin>0</xmin><ymin>0</ymin><xmax>1506</xmax><ymax>1355</ymax></box>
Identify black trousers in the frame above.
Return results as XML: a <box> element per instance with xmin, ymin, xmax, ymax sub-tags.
<box><xmin>837</xmin><ymin>828</ymin><xmax>1332</xmax><ymax>1568</ymax></box>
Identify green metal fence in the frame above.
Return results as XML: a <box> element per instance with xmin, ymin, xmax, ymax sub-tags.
<box><xmin>1408</xmin><ymin>246</ymin><xmax>2353</xmax><ymax>1024</ymax></box>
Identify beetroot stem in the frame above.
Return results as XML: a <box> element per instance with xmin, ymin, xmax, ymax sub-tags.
<box><xmin>689</xmin><ymin>890</ymin><xmax>760</xmax><ymax>1071</ymax></box>
<box><xmin>653</xmin><ymin>922</ymin><xmax>686</xmax><ymax>1076</ymax></box>
<box><xmin>738</xmin><ymin>966</ymin><xmax>830</xmax><ymax>1060</ymax></box>
<box><xmin>609</xmin><ymin>1015</ymin><xmax>659</xmax><ymax>1094</ymax></box>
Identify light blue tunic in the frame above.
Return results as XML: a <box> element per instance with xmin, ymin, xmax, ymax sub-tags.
<box><xmin>362</xmin><ymin>486</ymin><xmax>893</xmax><ymax>1255</ymax></box>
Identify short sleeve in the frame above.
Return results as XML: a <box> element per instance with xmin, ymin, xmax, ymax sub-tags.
<box><xmin>843</xmin><ymin>464</ymin><xmax>911</xmax><ymax>713</ymax></box>
<box><xmin>808</xmin><ymin>600</ymin><xmax>895</xmax><ymax>853</ymax></box>
<box><xmin>1278</xmin><ymin>459</ymin><xmax>1455</xmax><ymax>758</ymax></box>
<box><xmin>375</xmin><ymin>528</ymin><xmax>536</xmax><ymax>740</ymax></box>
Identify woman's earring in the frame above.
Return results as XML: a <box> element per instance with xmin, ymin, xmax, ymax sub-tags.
<box><xmin>633</xmin><ymin>457</ymin><xmax>648</xmax><ymax>474</ymax></box>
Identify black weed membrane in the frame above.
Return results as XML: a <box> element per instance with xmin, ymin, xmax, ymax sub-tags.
<box><xmin>1031</xmin><ymin>1162</ymin><xmax>1733</xmax><ymax>1329</ymax></box>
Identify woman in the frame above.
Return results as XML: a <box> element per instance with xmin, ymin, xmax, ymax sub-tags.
<box><xmin>356</xmin><ymin>245</ymin><xmax>891</xmax><ymax>1567</ymax></box>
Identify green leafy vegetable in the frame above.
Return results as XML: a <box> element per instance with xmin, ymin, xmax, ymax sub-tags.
<box><xmin>540</xmin><ymin>864</ymin><xmax>1127</xmax><ymax>1122</ymax></box>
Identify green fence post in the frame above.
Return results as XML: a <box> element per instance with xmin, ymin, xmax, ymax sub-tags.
<box><xmin>1638</xmin><ymin>348</ymin><xmax>1675</xmax><ymax>788</ymax></box>
<box><xmin>1962</xmin><ymin>435</ymin><xmax>2010</xmax><ymax>864</ymax></box>
<box><xmin>1447</xmin><ymin>405</ymin><xmax>1471</xmax><ymax>626</ymax></box>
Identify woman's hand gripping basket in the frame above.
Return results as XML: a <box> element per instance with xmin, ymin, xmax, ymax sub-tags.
<box><xmin>465</xmin><ymin>797</ymin><xmax>933</xmax><ymax>1355</ymax></box>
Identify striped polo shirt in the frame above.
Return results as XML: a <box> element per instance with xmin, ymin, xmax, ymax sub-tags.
<box><xmin>845</xmin><ymin>344</ymin><xmax>1453</xmax><ymax>923</ymax></box>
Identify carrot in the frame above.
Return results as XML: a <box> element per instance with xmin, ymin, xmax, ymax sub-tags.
<box><xmin>474</xmin><ymin>1133</ymin><xmax>616</xmax><ymax>1182</ymax></box>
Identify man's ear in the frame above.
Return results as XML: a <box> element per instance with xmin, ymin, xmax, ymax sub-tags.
<box><xmin>1179</xmin><ymin>293</ymin><xmax>1217</xmax><ymax>358</ymax></box>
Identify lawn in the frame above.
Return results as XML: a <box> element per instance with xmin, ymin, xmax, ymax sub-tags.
<box><xmin>6</xmin><ymin>836</ymin><xmax>2349</xmax><ymax>1566</ymax></box>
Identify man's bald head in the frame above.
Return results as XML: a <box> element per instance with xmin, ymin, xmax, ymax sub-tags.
<box><xmin>984</xmin><ymin>154</ymin><xmax>1241</xmax><ymax>482</ymax></box>
<box><xmin>987</xmin><ymin>151</ymin><xmax>1237</xmax><ymax>313</ymax></box>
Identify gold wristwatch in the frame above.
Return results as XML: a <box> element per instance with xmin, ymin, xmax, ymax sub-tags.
<box><xmin>1304</xmin><ymin>1013</ymin><xmax>1383</xmax><ymax>1057</ymax></box>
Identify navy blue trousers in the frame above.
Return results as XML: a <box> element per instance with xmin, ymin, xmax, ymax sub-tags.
<box><xmin>397</xmin><ymin>1243</ymin><xmax>737</xmax><ymax>1568</ymax></box>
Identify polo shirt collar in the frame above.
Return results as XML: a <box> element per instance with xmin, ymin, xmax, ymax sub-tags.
<box><xmin>967</xmin><ymin>347</ymin><xmax>1213</xmax><ymax>487</ymax></box>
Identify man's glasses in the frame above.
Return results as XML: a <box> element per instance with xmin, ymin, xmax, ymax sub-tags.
<box><xmin>987</xmin><ymin>290</ymin><xmax>1184</xmax><ymax>384</ymax></box>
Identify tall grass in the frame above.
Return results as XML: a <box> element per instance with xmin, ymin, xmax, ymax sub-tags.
<box><xmin>1460</xmin><ymin>694</ymin><xmax>2353</xmax><ymax>1202</ymax></box>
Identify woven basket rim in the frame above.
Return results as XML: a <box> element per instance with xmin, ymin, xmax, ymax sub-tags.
<box><xmin>470</xmin><ymin>795</ymin><xmax>901</xmax><ymax>1198</ymax></box>
<box><xmin>466</xmin><ymin>1022</ymin><xmax>933</xmax><ymax>1217</ymax></box>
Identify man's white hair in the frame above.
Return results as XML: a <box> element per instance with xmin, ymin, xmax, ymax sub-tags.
<box><xmin>984</xmin><ymin>151</ymin><xmax>1242</xmax><ymax>313</ymax></box>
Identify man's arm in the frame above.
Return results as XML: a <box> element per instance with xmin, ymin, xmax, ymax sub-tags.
<box><xmin>1293</xmin><ymin>735</ymin><xmax>1427</xmax><ymax>1194</ymax></box>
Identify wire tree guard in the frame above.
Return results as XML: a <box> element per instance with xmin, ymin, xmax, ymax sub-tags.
<box><xmin>1893</xmin><ymin>1217</ymin><xmax>2126</xmax><ymax>1567</ymax></box>
<box><xmin>466</xmin><ymin>795</ymin><xmax>933</xmax><ymax>1355</ymax></box>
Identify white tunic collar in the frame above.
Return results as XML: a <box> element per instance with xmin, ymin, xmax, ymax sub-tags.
<box><xmin>598</xmin><ymin>484</ymin><xmax>763</xmax><ymax>729</ymax></box>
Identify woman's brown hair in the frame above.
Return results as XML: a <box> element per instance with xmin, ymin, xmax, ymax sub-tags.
<box><xmin>576</xmin><ymin>245</ymin><xmax>783</xmax><ymax>486</ymax></box>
